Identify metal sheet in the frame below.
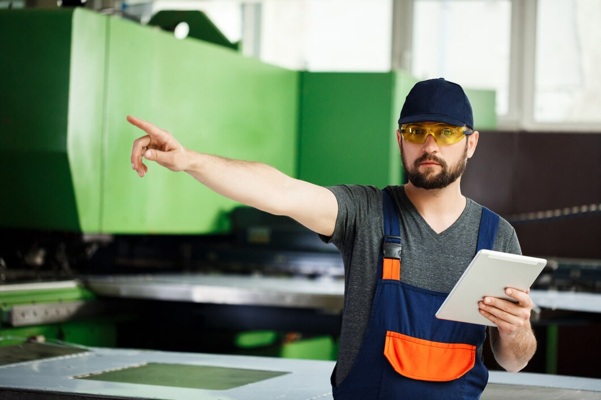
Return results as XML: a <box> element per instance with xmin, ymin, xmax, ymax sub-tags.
<box><xmin>76</xmin><ymin>362</ymin><xmax>288</xmax><ymax>390</ymax></box>
<box><xmin>85</xmin><ymin>273</ymin><xmax>345</xmax><ymax>312</ymax></box>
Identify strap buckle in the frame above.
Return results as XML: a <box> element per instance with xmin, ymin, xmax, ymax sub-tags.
<box><xmin>383</xmin><ymin>238</ymin><xmax>402</xmax><ymax>259</ymax></box>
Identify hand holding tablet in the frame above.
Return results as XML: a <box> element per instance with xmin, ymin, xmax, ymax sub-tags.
<box><xmin>436</xmin><ymin>250</ymin><xmax>547</xmax><ymax>326</ymax></box>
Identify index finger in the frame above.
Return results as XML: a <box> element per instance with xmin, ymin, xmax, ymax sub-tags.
<box><xmin>127</xmin><ymin>115</ymin><xmax>173</xmax><ymax>145</ymax></box>
<box><xmin>127</xmin><ymin>115</ymin><xmax>160</xmax><ymax>135</ymax></box>
<box><xmin>127</xmin><ymin>116</ymin><xmax>156</xmax><ymax>176</ymax></box>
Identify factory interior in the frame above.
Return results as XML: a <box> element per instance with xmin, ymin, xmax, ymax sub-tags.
<box><xmin>0</xmin><ymin>0</ymin><xmax>600</xmax><ymax>399</ymax></box>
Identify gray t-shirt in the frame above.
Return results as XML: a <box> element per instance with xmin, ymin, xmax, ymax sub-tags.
<box><xmin>323</xmin><ymin>184</ymin><xmax>521</xmax><ymax>386</ymax></box>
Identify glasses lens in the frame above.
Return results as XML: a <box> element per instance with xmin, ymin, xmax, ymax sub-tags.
<box><xmin>401</xmin><ymin>123</ymin><xmax>467</xmax><ymax>145</ymax></box>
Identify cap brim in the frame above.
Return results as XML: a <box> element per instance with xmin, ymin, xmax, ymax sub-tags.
<box><xmin>398</xmin><ymin>114</ymin><xmax>472</xmax><ymax>129</ymax></box>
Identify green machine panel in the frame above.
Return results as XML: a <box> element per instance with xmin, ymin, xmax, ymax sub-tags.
<box><xmin>298</xmin><ymin>71</ymin><xmax>415</xmax><ymax>187</ymax></box>
<box><xmin>0</xmin><ymin>9</ymin><xmax>299</xmax><ymax>234</ymax></box>
<box><xmin>102</xmin><ymin>14</ymin><xmax>299</xmax><ymax>234</ymax></box>
<box><xmin>0</xmin><ymin>10</ymin><xmax>105</xmax><ymax>231</ymax></box>
<box><xmin>464</xmin><ymin>88</ymin><xmax>497</xmax><ymax>130</ymax></box>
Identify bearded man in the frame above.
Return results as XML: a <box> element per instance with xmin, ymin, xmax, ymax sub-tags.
<box><xmin>129</xmin><ymin>78</ymin><xmax>536</xmax><ymax>400</ymax></box>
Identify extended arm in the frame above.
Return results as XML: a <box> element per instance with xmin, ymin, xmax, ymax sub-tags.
<box><xmin>128</xmin><ymin>115</ymin><xmax>338</xmax><ymax>236</ymax></box>
<box><xmin>479</xmin><ymin>288</ymin><xmax>537</xmax><ymax>372</ymax></box>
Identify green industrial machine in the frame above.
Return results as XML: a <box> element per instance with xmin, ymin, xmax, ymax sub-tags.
<box><xmin>299</xmin><ymin>72</ymin><xmax>413</xmax><ymax>187</ymax></box>
<box><xmin>0</xmin><ymin>8</ymin><xmax>299</xmax><ymax>234</ymax></box>
<box><xmin>0</xmin><ymin>281</ymin><xmax>115</xmax><ymax>348</ymax></box>
<box><xmin>0</xmin><ymin>8</ymin><xmax>495</xmax><ymax>235</ymax></box>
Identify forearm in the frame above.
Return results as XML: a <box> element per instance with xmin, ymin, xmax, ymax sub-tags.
<box><xmin>489</xmin><ymin>324</ymin><xmax>537</xmax><ymax>372</ymax></box>
<box><xmin>184</xmin><ymin>151</ymin><xmax>296</xmax><ymax>215</ymax></box>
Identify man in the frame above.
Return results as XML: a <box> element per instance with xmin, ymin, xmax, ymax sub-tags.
<box><xmin>129</xmin><ymin>78</ymin><xmax>536</xmax><ymax>399</ymax></box>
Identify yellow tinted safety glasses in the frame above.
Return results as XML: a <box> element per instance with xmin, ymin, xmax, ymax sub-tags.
<box><xmin>400</xmin><ymin>122</ymin><xmax>473</xmax><ymax>146</ymax></box>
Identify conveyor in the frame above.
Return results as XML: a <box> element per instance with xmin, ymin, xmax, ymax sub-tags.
<box><xmin>0</xmin><ymin>342</ymin><xmax>600</xmax><ymax>399</ymax></box>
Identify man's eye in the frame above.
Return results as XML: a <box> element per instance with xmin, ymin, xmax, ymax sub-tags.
<box><xmin>412</xmin><ymin>128</ymin><xmax>426</xmax><ymax>135</ymax></box>
<box><xmin>441</xmin><ymin>128</ymin><xmax>453</xmax><ymax>136</ymax></box>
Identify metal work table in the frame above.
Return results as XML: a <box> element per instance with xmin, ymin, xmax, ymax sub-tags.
<box><xmin>0</xmin><ymin>343</ymin><xmax>333</xmax><ymax>400</ymax></box>
<box><xmin>0</xmin><ymin>344</ymin><xmax>600</xmax><ymax>400</ymax></box>
<box><xmin>484</xmin><ymin>371</ymin><xmax>601</xmax><ymax>399</ymax></box>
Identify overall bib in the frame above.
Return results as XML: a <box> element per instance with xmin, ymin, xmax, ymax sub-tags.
<box><xmin>332</xmin><ymin>189</ymin><xmax>500</xmax><ymax>399</ymax></box>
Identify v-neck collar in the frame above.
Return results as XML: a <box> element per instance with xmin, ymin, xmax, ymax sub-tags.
<box><xmin>393</xmin><ymin>185</ymin><xmax>471</xmax><ymax>237</ymax></box>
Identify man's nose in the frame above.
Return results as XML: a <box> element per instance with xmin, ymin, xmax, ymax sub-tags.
<box><xmin>422</xmin><ymin>133</ymin><xmax>440</xmax><ymax>150</ymax></box>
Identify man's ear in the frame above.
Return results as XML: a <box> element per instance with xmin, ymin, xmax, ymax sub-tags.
<box><xmin>467</xmin><ymin>131</ymin><xmax>479</xmax><ymax>158</ymax></box>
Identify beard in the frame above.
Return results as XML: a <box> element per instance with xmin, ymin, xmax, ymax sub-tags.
<box><xmin>401</xmin><ymin>141</ymin><xmax>468</xmax><ymax>190</ymax></box>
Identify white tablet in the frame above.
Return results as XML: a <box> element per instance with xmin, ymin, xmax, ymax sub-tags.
<box><xmin>435</xmin><ymin>249</ymin><xmax>547</xmax><ymax>326</ymax></box>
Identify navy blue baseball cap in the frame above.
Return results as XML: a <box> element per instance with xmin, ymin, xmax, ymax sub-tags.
<box><xmin>398</xmin><ymin>78</ymin><xmax>474</xmax><ymax>129</ymax></box>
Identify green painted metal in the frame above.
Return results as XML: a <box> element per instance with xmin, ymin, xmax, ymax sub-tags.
<box><xmin>234</xmin><ymin>330</ymin><xmax>338</xmax><ymax>361</ymax></box>
<box><xmin>0</xmin><ymin>9</ymin><xmax>298</xmax><ymax>234</ymax></box>
<box><xmin>391</xmin><ymin>71</ymin><xmax>419</xmax><ymax>184</ymax></box>
<box><xmin>279</xmin><ymin>335</ymin><xmax>338</xmax><ymax>361</ymax></box>
<box><xmin>546</xmin><ymin>324</ymin><xmax>559</xmax><ymax>375</ymax></box>
<box><xmin>60</xmin><ymin>319</ymin><xmax>116</xmax><ymax>347</ymax></box>
<box><xmin>102</xmin><ymin>15</ymin><xmax>299</xmax><ymax>233</ymax></box>
<box><xmin>0</xmin><ymin>10</ymin><xmax>80</xmax><ymax>231</ymax></box>
<box><xmin>235</xmin><ymin>330</ymin><xmax>279</xmax><ymax>348</ymax></box>
<box><xmin>67</xmin><ymin>9</ymin><xmax>107</xmax><ymax>233</ymax></box>
<box><xmin>0</xmin><ymin>286</ymin><xmax>95</xmax><ymax>308</ymax></box>
<box><xmin>0</xmin><ymin>9</ymin><xmax>106</xmax><ymax>232</ymax></box>
<box><xmin>465</xmin><ymin>88</ymin><xmax>497</xmax><ymax>130</ymax></box>
<box><xmin>299</xmin><ymin>71</ymin><xmax>414</xmax><ymax>187</ymax></box>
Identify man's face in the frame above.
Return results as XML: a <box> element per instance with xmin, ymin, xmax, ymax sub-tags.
<box><xmin>398</xmin><ymin>125</ymin><xmax>477</xmax><ymax>190</ymax></box>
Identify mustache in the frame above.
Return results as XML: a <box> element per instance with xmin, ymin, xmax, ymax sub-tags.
<box><xmin>413</xmin><ymin>153</ymin><xmax>448</xmax><ymax>169</ymax></box>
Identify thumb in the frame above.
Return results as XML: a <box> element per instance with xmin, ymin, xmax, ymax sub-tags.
<box><xmin>144</xmin><ymin>148</ymin><xmax>164</xmax><ymax>163</ymax></box>
<box><xmin>144</xmin><ymin>148</ymin><xmax>177</xmax><ymax>171</ymax></box>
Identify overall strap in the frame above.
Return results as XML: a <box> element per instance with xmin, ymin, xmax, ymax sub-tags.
<box><xmin>476</xmin><ymin>207</ymin><xmax>500</xmax><ymax>253</ymax></box>
<box><xmin>382</xmin><ymin>188</ymin><xmax>402</xmax><ymax>280</ymax></box>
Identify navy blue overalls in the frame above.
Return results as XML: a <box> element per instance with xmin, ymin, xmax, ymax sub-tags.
<box><xmin>332</xmin><ymin>188</ymin><xmax>500</xmax><ymax>399</ymax></box>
